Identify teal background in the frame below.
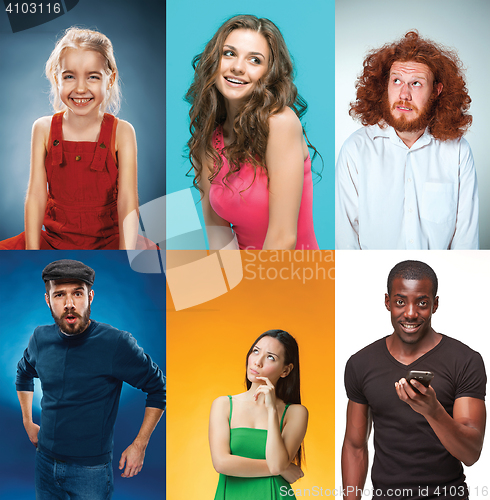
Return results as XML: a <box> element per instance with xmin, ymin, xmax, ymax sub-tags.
<box><xmin>166</xmin><ymin>0</ymin><xmax>335</xmax><ymax>249</ymax></box>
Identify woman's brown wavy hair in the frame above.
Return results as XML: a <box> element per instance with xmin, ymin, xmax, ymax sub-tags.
<box><xmin>349</xmin><ymin>31</ymin><xmax>472</xmax><ymax>141</ymax></box>
<box><xmin>186</xmin><ymin>15</ymin><xmax>309</xmax><ymax>192</ymax></box>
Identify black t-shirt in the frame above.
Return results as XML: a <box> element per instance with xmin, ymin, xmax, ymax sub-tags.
<box><xmin>345</xmin><ymin>335</ymin><xmax>486</xmax><ymax>500</ymax></box>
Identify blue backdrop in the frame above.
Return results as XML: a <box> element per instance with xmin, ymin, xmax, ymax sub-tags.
<box><xmin>0</xmin><ymin>251</ymin><xmax>166</xmax><ymax>499</ymax></box>
<box><xmin>0</xmin><ymin>0</ymin><xmax>165</xmax><ymax>240</ymax></box>
<box><xmin>166</xmin><ymin>0</ymin><xmax>335</xmax><ymax>249</ymax></box>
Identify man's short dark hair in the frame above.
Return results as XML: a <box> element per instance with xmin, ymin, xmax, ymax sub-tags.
<box><xmin>387</xmin><ymin>260</ymin><xmax>438</xmax><ymax>297</ymax></box>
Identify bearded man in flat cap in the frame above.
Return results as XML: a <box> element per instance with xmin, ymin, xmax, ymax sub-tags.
<box><xmin>16</xmin><ymin>259</ymin><xmax>166</xmax><ymax>500</ymax></box>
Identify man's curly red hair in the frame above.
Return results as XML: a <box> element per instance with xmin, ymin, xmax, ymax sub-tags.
<box><xmin>349</xmin><ymin>31</ymin><xmax>472</xmax><ymax>141</ymax></box>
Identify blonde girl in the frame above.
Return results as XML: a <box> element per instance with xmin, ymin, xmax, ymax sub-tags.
<box><xmin>0</xmin><ymin>27</ymin><xmax>144</xmax><ymax>250</ymax></box>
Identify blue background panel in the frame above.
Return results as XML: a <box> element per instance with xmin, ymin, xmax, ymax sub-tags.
<box><xmin>0</xmin><ymin>250</ymin><xmax>166</xmax><ymax>499</ymax></box>
<box><xmin>0</xmin><ymin>0</ymin><xmax>165</xmax><ymax>240</ymax></box>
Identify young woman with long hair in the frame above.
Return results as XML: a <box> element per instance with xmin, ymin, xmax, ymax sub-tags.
<box><xmin>186</xmin><ymin>15</ymin><xmax>319</xmax><ymax>250</ymax></box>
<box><xmin>209</xmin><ymin>329</ymin><xmax>308</xmax><ymax>499</ymax></box>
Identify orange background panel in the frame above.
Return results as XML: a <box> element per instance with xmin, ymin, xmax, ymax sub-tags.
<box><xmin>167</xmin><ymin>250</ymin><xmax>335</xmax><ymax>498</ymax></box>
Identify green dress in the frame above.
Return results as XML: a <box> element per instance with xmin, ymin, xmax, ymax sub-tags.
<box><xmin>213</xmin><ymin>396</ymin><xmax>296</xmax><ymax>499</ymax></box>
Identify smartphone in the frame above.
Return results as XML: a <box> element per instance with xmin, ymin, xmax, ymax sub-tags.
<box><xmin>405</xmin><ymin>370</ymin><xmax>434</xmax><ymax>392</ymax></box>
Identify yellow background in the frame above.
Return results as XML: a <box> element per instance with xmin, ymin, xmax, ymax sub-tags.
<box><xmin>167</xmin><ymin>250</ymin><xmax>335</xmax><ymax>498</ymax></box>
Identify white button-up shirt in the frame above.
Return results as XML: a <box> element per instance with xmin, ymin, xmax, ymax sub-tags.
<box><xmin>335</xmin><ymin>125</ymin><xmax>479</xmax><ymax>249</ymax></box>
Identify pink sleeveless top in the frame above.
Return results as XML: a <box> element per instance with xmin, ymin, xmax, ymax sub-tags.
<box><xmin>208</xmin><ymin>125</ymin><xmax>318</xmax><ymax>250</ymax></box>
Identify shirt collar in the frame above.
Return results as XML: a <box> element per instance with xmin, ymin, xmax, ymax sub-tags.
<box><xmin>373</xmin><ymin>124</ymin><xmax>433</xmax><ymax>150</ymax></box>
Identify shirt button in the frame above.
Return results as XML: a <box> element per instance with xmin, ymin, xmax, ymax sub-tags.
<box><xmin>75</xmin><ymin>155</ymin><xmax>81</xmax><ymax>161</ymax></box>
<box><xmin>407</xmin><ymin>178</ymin><xmax>412</xmax><ymax>182</ymax></box>
<box><xmin>409</xmin><ymin>239</ymin><xmax>414</xmax><ymax>244</ymax></box>
<box><xmin>409</xmin><ymin>208</ymin><xmax>413</xmax><ymax>213</ymax></box>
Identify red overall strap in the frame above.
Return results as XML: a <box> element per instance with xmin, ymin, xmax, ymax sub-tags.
<box><xmin>91</xmin><ymin>113</ymin><xmax>114</xmax><ymax>171</ymax></box>
<box><xmin>110</xmin><ymin>117</ymin><xmax>118</xmax><ymax>165</ymax></box>
<box><xmin>50</xmin><ymin>113</ymin><xmax>64</xmax><ymax>167</ymax></box>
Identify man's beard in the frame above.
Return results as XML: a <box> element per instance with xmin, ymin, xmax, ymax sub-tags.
<box><xmin>382</xmin><ymin>92</ymin><xmax>436</xmax><ymax>133</ymax></box>
<box><xmin>50</xmin><ymin>303</ymin><xmax>91</xmax><ymax>335</ymax></box>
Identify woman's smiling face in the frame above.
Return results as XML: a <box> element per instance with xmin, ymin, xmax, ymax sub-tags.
<box><xmin>215</xmin><ymin>29</ymin><xmax>270</xmax><ymax>105</ymax></box>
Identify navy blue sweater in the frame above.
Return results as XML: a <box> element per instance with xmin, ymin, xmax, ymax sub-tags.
<box><xmin>16</xmin><ymin>320</ymin><xmax>165</xmax><ymax>465</ymax></box>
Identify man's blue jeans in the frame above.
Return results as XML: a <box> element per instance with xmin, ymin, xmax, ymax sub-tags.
<box><xmin>35</xmin><ymin>449</ymin><xmax>113</xmax><ymax>500</ymax></box>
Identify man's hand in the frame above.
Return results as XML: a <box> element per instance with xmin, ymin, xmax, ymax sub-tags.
<box><xmin>24</xmin><ymin>421</ymin><xmax>40</xmax><ymax>447</ymax></box>
<box><xmin>17</xmin><ymin>391</ymin><xmax>39</xmax><ymax>447</ymax></box>
<box><xmin>395</xmin><ymin>378</ymin><xmax>486</xmax><ymax>466</ymax></box>
<box><xmin>395</xmin><ymin>378</ymin><xmax>440</xmax><ymax>417</ymax></box>
<box><xmin>118</xmin><ymin>407</ymin><xmax>164</xmax><ymax>478</ymax></box>
<box><xmin>119</xmin><ymin>440</ymin><xmax>146</xmax><ymax>478</ymax></box>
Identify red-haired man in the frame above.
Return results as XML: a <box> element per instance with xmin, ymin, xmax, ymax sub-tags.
<box><xmin>336</xmin><ymin>32</ymin><xmax>478</xmax><ymax>250</ymax></box>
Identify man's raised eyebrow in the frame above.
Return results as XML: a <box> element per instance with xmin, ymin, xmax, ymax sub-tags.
<box><xmin>53</xmin><ymin>285</ymin><xmax>85</xmax><ymax>293</ymax></box>
<box><xmin>390</xmin><ymin>71</ymin><xmax>428</xmax><ymax>80</ymax></box>
<box><xmin>393</xmin><ymin>293</ymin><xmax>430</xmax><ymax>300</ymax></box>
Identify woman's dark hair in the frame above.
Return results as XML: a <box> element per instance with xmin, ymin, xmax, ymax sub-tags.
<box><xmin>245</xmin><ymin>329</ymin><xmax>304</xmax><ymax>466</ymax></box>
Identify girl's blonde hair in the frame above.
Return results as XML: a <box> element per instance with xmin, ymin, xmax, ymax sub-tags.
<box><xmin>45</xmin><ymin>27</ymin><xmax>121</xmax><ymax>115</ymax></box>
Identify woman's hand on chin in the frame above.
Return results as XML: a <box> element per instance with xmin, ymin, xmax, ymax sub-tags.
<box><xmin>254</xmin><ymin>377</ymin><xmax>277</xmax><ymax>410</ymax></box>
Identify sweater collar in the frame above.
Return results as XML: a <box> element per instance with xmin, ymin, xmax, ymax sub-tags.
<box><xmin>57</xmin><ymin>319</ymin><xmax>97</xmax><ymax>341</ymax></box>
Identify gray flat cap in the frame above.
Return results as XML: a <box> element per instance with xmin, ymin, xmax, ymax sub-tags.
<box><xmin>42</xmin><ymin>260</ymin><xmax>95</xmax><ymax>286</ymax></box>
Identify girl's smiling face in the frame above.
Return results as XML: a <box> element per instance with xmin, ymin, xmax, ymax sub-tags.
<box><xmin>247</xmin><ymin>336</ymin><xmax>292</xmax><ymax>386</ymax></box>
<box><xmin>215</xmin><ymin>29</ymin><xmax>270</xmax><ymax>105</ymax></box>
<box><xmin>58</xmin><ymin>48</ymin><xmax>113</xmax><ymax>117</ymax></box>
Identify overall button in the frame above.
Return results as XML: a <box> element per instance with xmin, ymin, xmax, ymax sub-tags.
<box><xmin>75</xmin><ymin>155</ymin><xmax>81</xmax><ymax>161</ymax></box>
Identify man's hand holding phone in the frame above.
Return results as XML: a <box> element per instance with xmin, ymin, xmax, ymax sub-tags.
<box><xmin>395</xmin><ymin>370</ymin><xmax>440</xmax><ymax>417</ymax></box>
